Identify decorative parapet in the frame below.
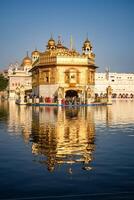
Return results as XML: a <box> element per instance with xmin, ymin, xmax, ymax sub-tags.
<box><xmin>39</xmin><ymin>56</ymin><xmax>57</xmax><ymax>65</ymax></box>
<box><xmin>33</xmin><ymin>53</ymin><xmax>95</xmax><ymax>67</ymax></box>
<box><xmin>57</xmin><ymin>56</ymin><xmax>88</xmax><ymax>65</ymax></box>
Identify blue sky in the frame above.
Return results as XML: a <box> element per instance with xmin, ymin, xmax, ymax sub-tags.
<box><xmin>0</xmin><ymin>0</ymin><xmax>134</xmax><ymax>72</ymax></box>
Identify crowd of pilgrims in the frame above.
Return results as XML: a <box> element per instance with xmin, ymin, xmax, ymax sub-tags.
<box><xmin>24</xmin><ymin>95</ymin><xmax>84</xmax><ymax>105</ymax></box>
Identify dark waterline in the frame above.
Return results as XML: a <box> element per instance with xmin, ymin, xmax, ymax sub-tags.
<box><xmin>0</xmin><ymin>100</ymin><xmax>134</xmax><ymax>200</ymax></box>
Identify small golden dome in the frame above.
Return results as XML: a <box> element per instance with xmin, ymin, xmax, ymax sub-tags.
<box><xmin>47</xmin><ymin>37</ymin><xmax>56</xmax><ymax>48</ymax></box>
<box><xmin>31</xmin><ymin>49</ymin><xmax>40</xmax><ymax>56</ymax></box>
<box><xmin>83</xmin><ymin>38</ymin><xmax>92</xmax><ymax>49</ymax></box>
<box><xmin>22</xmin><ymin>52</ymin><xmax>32</xmax><ymax>66</ymax></box>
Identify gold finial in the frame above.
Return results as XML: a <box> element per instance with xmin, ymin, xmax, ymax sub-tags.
<box><xmin>86</xmin><ymin>32</ymin><xmax>89</xmax><ymax>40</ymax></box>
<box><xmin>58</xmin><ymin>35</ymin><xmax>62</xmax><ymax>44</ymax></box>
<box><xmin>70</xmin><ymin>35</ymin><xmax>73</xmax><ymax>50</ymax></box>
<box><xmin>50</xmin><ymin>33</ymin><xmax>53</xmax><ymax>39</ymax></box>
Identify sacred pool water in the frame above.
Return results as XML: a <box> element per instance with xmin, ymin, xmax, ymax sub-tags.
<box><xmin>0</xmin><ymin>100</ymin><xmax>134</xmax><ymax>200</ymax></box>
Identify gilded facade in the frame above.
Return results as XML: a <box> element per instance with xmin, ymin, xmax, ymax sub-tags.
<box><xmin>30</xmin><ymin>36</ymin><xmax>97</xmax><ymax>103</ymax></box>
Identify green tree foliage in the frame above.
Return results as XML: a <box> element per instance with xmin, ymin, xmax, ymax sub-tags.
<box><xmin>0</xmin><ymin>74</ymin><xmax>8</xmax><ymax>91</ymax></box>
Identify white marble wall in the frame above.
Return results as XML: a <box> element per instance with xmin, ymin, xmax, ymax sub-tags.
<box><xmin>95</xmin><ymin>72</ymin><xmax>134</xmax><ymax>96</ymax></box>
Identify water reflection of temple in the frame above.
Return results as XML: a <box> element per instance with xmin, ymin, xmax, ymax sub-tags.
<box><xmin>5</xmin><ymin>100</ymin><xmax>134</xmax><ymax>172</ymax></box>
<box><xmin>31</xmin><ymin>106</ymin><xmax>95</xmax><ymax>172</ymax></box>
<box><xmin>8</xmin><ymin>101</ymin><xmax>32</xmax><ymax>143</ymax></box>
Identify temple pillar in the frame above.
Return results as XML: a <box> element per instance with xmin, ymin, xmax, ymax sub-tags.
<box><xmin>58</xmin><ymin>87</ymin><xmax>64</xmax><ymax>105</ymax></box>
<box><xmin>87</xmin><ymin>87</ymin><xmax>94</xmax><ymax>104</ymax></box>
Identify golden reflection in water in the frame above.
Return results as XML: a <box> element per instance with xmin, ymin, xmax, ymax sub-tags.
<box><xmin>1</xmin><ymin>100</ymin><xmax>134</xmax><ymax>172</ymax></box>
<box><xmin>31</xmin><ymin>106</ymin><xmax>95</xmax><ymax>172</ymax></box>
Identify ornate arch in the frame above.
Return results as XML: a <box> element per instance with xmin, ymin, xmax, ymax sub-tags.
<box><xmin>64</xmin><ymin>68</ymin><xmax>80</xmax><ymax>84</ymax></box>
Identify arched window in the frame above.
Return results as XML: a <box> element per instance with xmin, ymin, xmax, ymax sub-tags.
<box><xmin>65</xmin><ymin>69</ymin><xmax>79</xmax><ymax>84</ymax></box>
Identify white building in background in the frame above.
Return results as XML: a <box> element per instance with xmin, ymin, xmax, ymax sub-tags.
<box><xmin>95</xmin><ymin>71</ymin><xmax>134</xmax><ymax>98</ymax></box>
<box><xmin>8</xmin><ymin>53</ymin><xmax>32</xmax><ymax>99</ymax></box>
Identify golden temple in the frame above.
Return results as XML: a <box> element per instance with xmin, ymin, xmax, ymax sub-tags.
<box><xmin>30</xmin><ymin>36</ymin><xmax>97</xmax><ymax>104</ymax></box>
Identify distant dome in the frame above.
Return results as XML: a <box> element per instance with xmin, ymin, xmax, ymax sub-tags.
<box><xmin>22</xmin><ymin>53</ymin><xmax>32</xmax><ymax>66</ymax></box>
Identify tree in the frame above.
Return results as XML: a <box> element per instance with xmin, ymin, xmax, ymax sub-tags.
<box><xmin>0</xmin><ymin>74</ymin><xmax>8</xmax><ymax>91</ymax></box>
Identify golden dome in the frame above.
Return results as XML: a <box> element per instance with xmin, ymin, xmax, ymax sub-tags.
<box><xmin>22</xmin><ymin>53</ymin><xmax>32</xmax><ymax>66</ymax></box>
<box><xmin>83</xmin><ymin>38</ymin><xmax>92</xmax><ymax>49</ymax></box>
<box><xmin>31</xmin><ymin>49</ymin><xmax>40</xmax><ymax>56</ymax></box>
<box><xmin>47</xmin><ymin>37</ymin><xmax>56</xmax><ymax>49</ymax></box>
